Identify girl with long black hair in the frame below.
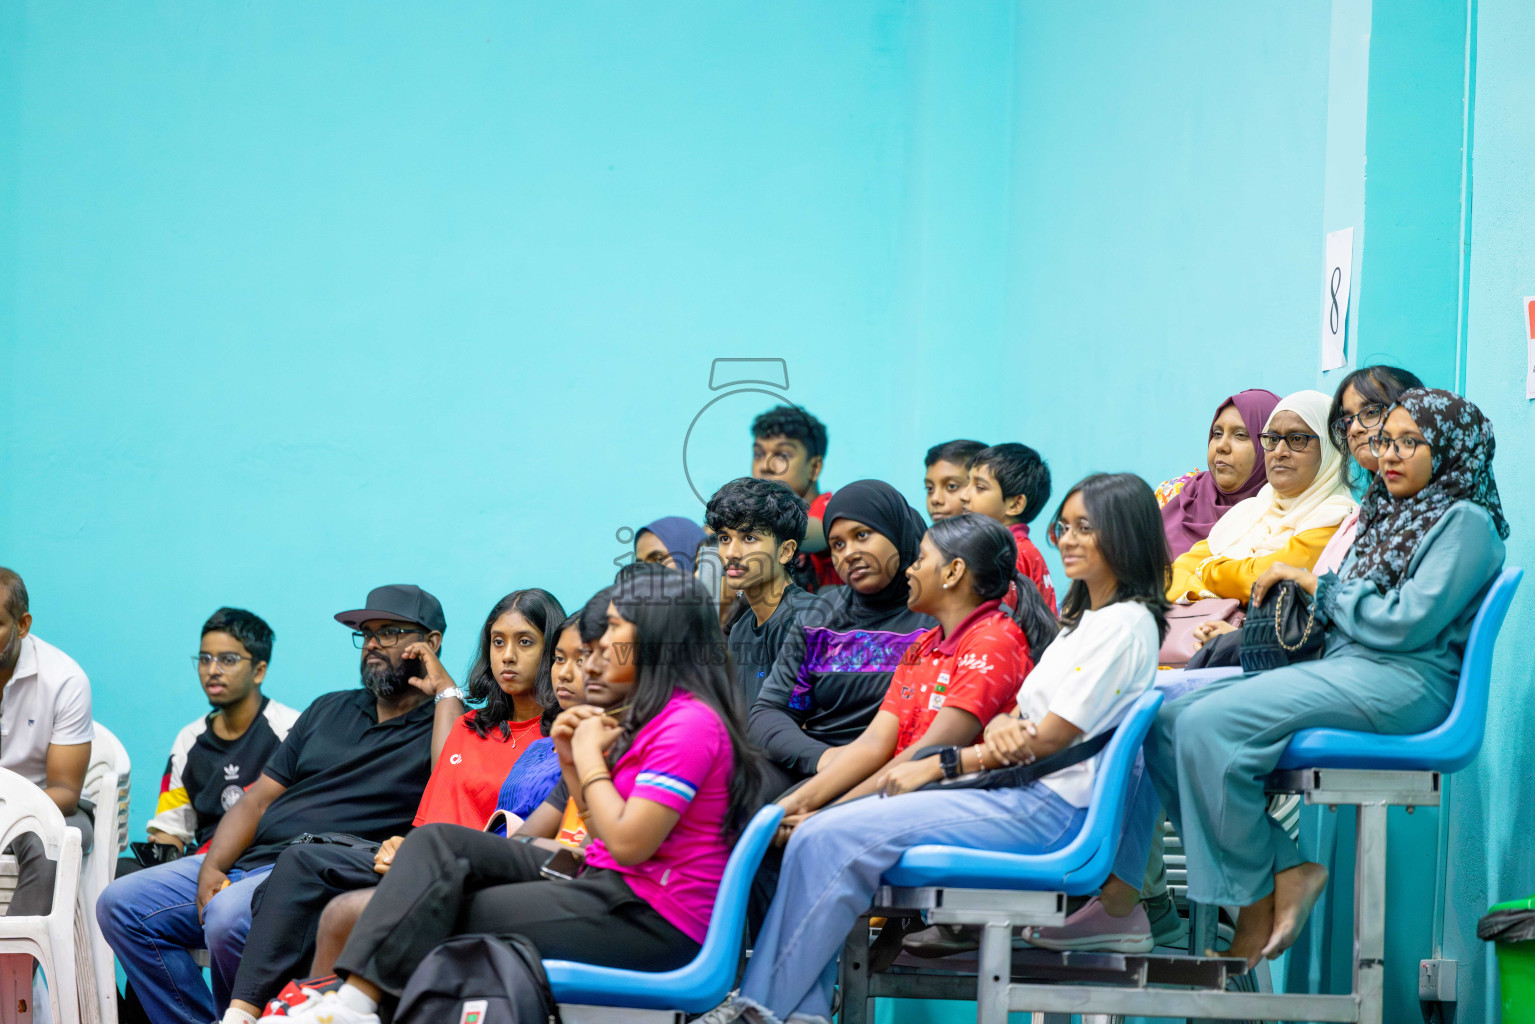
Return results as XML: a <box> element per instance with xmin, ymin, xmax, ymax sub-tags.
<box><xmin>280</xmin><ymin>571</ymin><xmax>765</xmax><ymax>1024</ymax></box>
<box><xmin>403</xmin><ymin>588</ymin><xmax>567</xmax><ymax>826</ymax></box>
<box><xmin>700</xmin><ymin>473</ymin><xmax>1170</xmax><ymax>1024</ymax></box>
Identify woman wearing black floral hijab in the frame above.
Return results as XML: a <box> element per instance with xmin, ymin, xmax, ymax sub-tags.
<box><xmin>1345</xmin><ymin>387</ymin><xmax>1509</xmax><ymax>590</ymax></box>
<box><xmin>1134</xmin><ymin>388</ymin><xmax>1508</xmax><ymax>969</ymax></box>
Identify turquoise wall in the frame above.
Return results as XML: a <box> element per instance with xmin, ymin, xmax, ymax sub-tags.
<box><xmin>3</xmin><ymin>1</ymin><xmax>1532</xmax><ymax>1020</ymax></box>
<box><xmin>2</xmin><ymin>0</ymin><xmax>1031</xmax><ymax>828</ymax></box>
<box><xmin>1449</xmin><ymin>0</ymin><xmax>1535</xmax><ymax>1019</ymax></box>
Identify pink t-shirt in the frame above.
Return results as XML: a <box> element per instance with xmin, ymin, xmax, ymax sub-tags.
<box><xmin>583</xmin><ymin>690</ymin><xmax>734</xmax><ymax>944</ymax></box>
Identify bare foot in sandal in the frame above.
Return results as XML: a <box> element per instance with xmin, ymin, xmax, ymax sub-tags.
<box><xmin>1263</xmin><ymin>862</ymin><xmax>1329</xmax><ymax>960</ymax></box>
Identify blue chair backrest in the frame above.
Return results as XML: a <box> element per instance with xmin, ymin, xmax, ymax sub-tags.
<box><xmin>1433</xmin><ymin>567</ymin><xmax>1523</xmax><ymax>771</ymax></box>
<box><xmin>1278</xmin><ymin>567</ymin><xmax>1522</xmax><ymax>772</ymax></box>
<box><xmin>657</xmin><ymin>803</ymin><xmax>782</xmax><ymax>993</ymax></box>
<box><xmin>1047</xmin><ymin>687</ymin><xmax>1163</xmax><ymax>892</ymax></box>
<box><xmin>541</xmin><ymin>802</ymin><xmax>783</xmax><ymax>1012</ymax></box>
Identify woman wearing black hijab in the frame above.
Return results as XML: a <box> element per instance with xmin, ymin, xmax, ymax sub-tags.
<box><xmin>748</xmin><ymin>480</ymin><xmax>938</xmax><ymax>799</ymax></box>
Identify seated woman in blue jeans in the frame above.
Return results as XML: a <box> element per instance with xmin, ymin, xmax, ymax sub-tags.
<box><xmin>1145</xmin><ymin>389</ymin><xmax>1508</xmax><ymax>967</ymax></box>
<box><xmin>700</xmin><ymin>472</ymin><xmax>1169</xmax><ymax>1024</ymax></box>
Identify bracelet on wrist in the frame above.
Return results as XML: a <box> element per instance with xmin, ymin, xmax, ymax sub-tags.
<box><xmin>580</xmin><ymin>770</ymin><xmax>612</xmax><ymax>795</ymax></box>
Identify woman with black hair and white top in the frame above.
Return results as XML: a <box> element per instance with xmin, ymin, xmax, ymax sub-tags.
<box><xmin>772</xmin><ymin>513</ymin><xmax>1058</xmax><ymax>837</ymax></box>
<box><xmin>276</xmin><ymin>571</ymin><xmax>765</xmax><ymax>1024</ymax></box>
<box><xmin>700</xmin><ymin>473</ymin><xmax>1169</xmax><ymax>1024</ymax></box>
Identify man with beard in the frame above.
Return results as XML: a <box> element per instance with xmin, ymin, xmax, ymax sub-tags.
<box><xmin>98</xmin><ymin>585</ymin><xmax>445</xmax><ymax>1024</ymax></box>
<box><xmin>0</xmin><ymin>567</ymin><xmax>95</xmax><ymax>915</ymax></box>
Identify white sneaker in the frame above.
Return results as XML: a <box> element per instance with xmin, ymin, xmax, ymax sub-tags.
<box><xmin>271</xmin><ymin>991</ymin><xmax>381</xmax><ymax>1024</ymax></box>
<box><xmin>691</xmin><ymin>996</ymin><xmax>746</xmax><ymax>1023</ymax></box>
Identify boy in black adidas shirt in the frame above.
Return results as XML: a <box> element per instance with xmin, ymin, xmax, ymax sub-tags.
<box><xmin>141</xmin><ymin>608</ymin><xmax>299</xmax><ymax>854</ymax></box>
<box><xmin>116</xmin><ymin>608</ymin><xmax>299</xmax><ymax>1024</ymax></box>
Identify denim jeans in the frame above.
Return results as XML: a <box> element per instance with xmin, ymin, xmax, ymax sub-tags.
<box><xmin>96</xmin><ymin>853</ymin><xmax>273</xmax><ymax>1024</ymax></box>
<box><xmin>734</xmin><ymin>784</ymin><xmax>1087</xmax><ymax>1024</ymax></box>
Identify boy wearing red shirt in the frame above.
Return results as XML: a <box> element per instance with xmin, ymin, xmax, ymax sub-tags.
<box><xmin>751</xmin><ymin>404</ymin><xmax>839</xmax><ymax>591</ymax></box>
<box><xmin>960</xmin><ymin>443</ymin><xmax>1058</xmax><ymax>614</ymax></box>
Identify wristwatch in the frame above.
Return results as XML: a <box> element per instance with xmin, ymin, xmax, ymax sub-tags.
<box><xmin>939</xmin><ymin>746</ymin><xmax>963</xmax><ymax>780</ymax></box>
<box><xmin>434</xmin><ymin>686</ymin><xmax>467</xmax><ymax>704</ymax></box>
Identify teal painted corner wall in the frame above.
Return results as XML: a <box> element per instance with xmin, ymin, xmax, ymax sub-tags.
<box><xmin>1449</xmin><ymin>0</ymin><xmax>1535</xmax><ymax>1019</ymax></box>
<box><xmin>4</xmin><ymin>2</ymin><xmax>1534</xmax><ymax>1021</ymax></box>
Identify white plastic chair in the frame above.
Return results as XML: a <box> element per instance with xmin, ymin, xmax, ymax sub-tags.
<box><xmin>77</xmin><ymin>723</ymin><xmax>131</xmax><ymax>1024</ymax></box>
<box><xmin>0</xmin><ymin>767</ymin><xmax>83</xmax><ymax>1024</ymax></box>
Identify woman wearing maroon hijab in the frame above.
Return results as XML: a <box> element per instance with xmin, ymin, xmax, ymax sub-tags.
<box><xmin>1157</xmin><ymin>389</ymin><xmax>1281</xmax><ymax>558</ymax></box>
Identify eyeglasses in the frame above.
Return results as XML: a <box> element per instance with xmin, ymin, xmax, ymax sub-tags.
<box><xmin>192</xmin><ymin>653</ymin><xmax>254</xmax><ymax>670</ymax></box>
<box><xmin>1367</xmin><ymin>434</ymin><xmax>1430</xmax><ymax>460</ymax></box>
<box><xmin>1259</xmin><ymin>431</ymin><xmax>1322</xmax><ymax>453</ymax></box>
<box><xmin>1051</xmin><ymin>519</ymin><xmax>1096</xmax><ymax>542</ymax></box>
<box><xmin>351</xmin><ymin>627</ymin><xmax>425</xmax><ymax>649</ymax></box>
<box><xmin>1331</xmin><ymin>403</ymin><xmax>1386</xmax><ymax>440</ymax></box>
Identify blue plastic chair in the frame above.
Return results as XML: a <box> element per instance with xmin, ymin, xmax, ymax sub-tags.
<box><xmin>882</xmin><ymin>688</ymin><xmax>1165</xmax><ymax>894</ymax></box>
<box><xmin>1278</xmin><ymin>566</ymin><xmax>1522</xmax><ymax>771</ymax></box>
<box><xmin>542</xmin><ymin>803</ymin><xmax>784</xmax><ymax>1014</ymax></box>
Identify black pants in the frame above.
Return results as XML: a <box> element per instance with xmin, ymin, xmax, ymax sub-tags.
<box><xmin>4</xmin><ymin>806</ymin><xmax>94</xmax><ymax>917</ymax></box>
<box><xmin>231</xmin><ymin>842</ymin><xmax>383</xmax><ymax>1006</ymax></box>
<box><xmin>335</xmin><ymin>823</ymin><xmax>699</xmax><ymax>997</ymax></box>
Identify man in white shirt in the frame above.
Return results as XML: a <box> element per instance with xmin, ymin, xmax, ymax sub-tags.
<box><xmin>0</xmin><ymin>567</ymin><xmax>94</xmax><ymax>915</ymax></box>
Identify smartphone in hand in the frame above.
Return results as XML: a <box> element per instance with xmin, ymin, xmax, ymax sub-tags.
<box><xmin>539</xmin><ymin>846</ymin><xmax>582</xmax><ymax>881</ymax></box>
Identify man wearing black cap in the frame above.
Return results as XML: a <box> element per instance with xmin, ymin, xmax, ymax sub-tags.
<box><xmin>98</xmin><ymin>585</ymin><xmax>448</xmax><ymax>1024</ymax></box>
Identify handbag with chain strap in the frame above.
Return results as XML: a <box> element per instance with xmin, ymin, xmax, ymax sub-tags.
<box><xmin>1238</xmin><ymin>579</ymin><xmax>1324</xmax><ymax>672</ymax></box>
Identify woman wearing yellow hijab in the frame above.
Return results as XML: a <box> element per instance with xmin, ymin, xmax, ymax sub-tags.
<box><xmin>1167</xmin><ymin>390</ymin><xmax>1357</xmax><ymax>605</ymax></box>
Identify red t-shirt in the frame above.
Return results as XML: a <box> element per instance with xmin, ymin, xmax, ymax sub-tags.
<box><xmin>878</xmin><ymin>601</ymin><xmax>1030</xmax><ymax>755</ymax></box>
<box><xmin>804</xmin><ymin>490</ymin><xmax>841</xmax><ymax>589</ymax></box>
<box><xmin>1010</xmin><ymin>522</ymin><xmax>1058</xmax><ymax>614</ymax></box>
<box><xmin>414</xmin><ymin>714</ymin><xmax>544</xmax><ymax>828</ymax></box>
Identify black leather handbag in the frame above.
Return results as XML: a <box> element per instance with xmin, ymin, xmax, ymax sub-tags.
<box><xmin>1238</xmin><ymin>579</ymin><xmax>1324</xmax><ymax>672</ymax></box>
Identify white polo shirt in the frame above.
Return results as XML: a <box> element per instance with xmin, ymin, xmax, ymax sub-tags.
<box><xmin>1</xmin><ymin>635</ymin><xmax>94</xmax><ymax>786</ymax></box>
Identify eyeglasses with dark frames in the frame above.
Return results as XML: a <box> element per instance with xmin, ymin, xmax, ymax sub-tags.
<box><xmin>1330</xmin><ymin>402</ymin><xmax>1387</xmax><ymax>440</ymax></box>
<box><xmin>351</xmin><ymin>627</ymin><xmax>426</xmax><ymax>649</ymax></box>
<box><xmin>1259</xmin><ymin>431</ymin><xmax>1322</xmax><ymax>453</ymax></box>
<box><xmin>1367</xmin><ymin>433</ymin><xmax>1430</xmax><ymax>460</ymax></box>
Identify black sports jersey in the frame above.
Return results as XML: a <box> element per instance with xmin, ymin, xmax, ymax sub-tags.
<box><xmin>147</xmin><ymin>697</ymin><xmax>301</xmax><ymax>850</ymax></box>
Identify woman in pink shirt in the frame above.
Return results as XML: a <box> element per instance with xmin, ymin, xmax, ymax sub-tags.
<box><xmin>277</xmin><ymin>569</ymin><xmax>763</xmax><ymax>1024</ymax></box>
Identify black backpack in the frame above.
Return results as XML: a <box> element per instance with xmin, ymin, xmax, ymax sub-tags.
<box><xmin>394</xmin><ymin>934</ymin><xmax>561</xmax><ymax>1024</ymax></box>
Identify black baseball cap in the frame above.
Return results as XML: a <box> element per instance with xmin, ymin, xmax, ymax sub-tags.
<box><xmin>334</xmin><ymin>584</ymin><xmax>446</xmax><ymax>634</ymax></box>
